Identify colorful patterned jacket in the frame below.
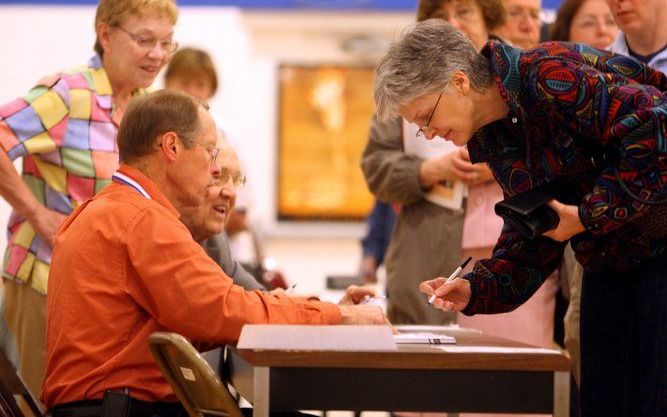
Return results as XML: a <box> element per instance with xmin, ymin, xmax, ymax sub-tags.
<box><xmin>0</xmin><ymin>56</ymin><xmax>145</xmax><ymax>294</ymax></box>
<box><xmin>463</xmin><ymin>41</ymin><xmax>667</xmax><ymax>315</ymax></box>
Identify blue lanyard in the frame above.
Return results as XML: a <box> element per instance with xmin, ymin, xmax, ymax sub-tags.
<box><xmin>111</xmin><ymin>172</ymin><xmax>152</xmax><ymax>200</ymax></box>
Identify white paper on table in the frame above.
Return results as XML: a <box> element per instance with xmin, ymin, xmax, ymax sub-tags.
<box><xmin>437</xmin><ymin>346</ymin><xmax>563</xmax><ymax>354</ymax></box>
<box><xmin>402</xmin><ymin>120</ymin><xmax>466</xmax><ymax>210</ymax></box>
<box><xmin>394</xmin><ymin>332</ymin><xmax>456</xmax><ymax>345</ymax></box>
<box><xmin>395</xmin><ymin>324</ymin><xmax>482</xmax><ymax>334</ymax></box>
<box><xmin>237</xmin><ymin>325</ymin><xmax>398</xmax><ymax>351</ymax></box>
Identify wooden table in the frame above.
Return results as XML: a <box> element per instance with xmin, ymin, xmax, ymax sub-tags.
<box><xmin>226</xmin><ymin>326</ymin><xmax>570</xmax><ymax>417</ymax></box>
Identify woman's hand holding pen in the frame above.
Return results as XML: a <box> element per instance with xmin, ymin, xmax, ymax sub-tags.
<box><xmin>419</xmin><ymin>277</ymin><xmax>471</xmax><ymax>312</ymax></box>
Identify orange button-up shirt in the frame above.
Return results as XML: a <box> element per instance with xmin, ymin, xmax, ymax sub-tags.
<box><xmin>42</xmin><ymin>164</ymin><xmax>341</xmax><ymax>409</ymax></box>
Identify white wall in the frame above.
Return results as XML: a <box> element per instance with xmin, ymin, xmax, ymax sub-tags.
<box><xmin>0</xmin><ymin>5</ymin><xmax>411</xmax><ymax>294</ymax></box>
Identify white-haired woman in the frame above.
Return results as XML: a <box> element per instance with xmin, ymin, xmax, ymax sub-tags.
<box><xmin>374</xmin><ymin>19</ymin><xmax>666</xmax><ymax>417</ymax></box>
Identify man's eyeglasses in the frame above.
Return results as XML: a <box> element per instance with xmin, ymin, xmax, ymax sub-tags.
<box><xmin>416</xmin><ymin>92</ymin><xmax>443</xmax><ymax>138</ymax></box>
<box><xmin>206</xmin><ymin>146</ymin><xmax>220</xmax><ymax>165</ymax></box>
<box><xmin>218</xmin><ymin>168</ymin><xmax>247</xmax><ymax>188</ymax></box>
<box><xmin>116</xmin><ymin>25</ymin><xmax>178</xmax><ymax>54</ymax></box>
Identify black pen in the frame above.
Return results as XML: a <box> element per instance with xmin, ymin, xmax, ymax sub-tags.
<box><xmin>427</xmin><ymin>256</ymin><xmax>472</xmax><ymax>305</ymax></box>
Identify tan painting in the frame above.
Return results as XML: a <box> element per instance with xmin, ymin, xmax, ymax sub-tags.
<box><xmin>277</xmin><ymin>65</ymin><xmax>375</xmax><ymax>221</ymax></box>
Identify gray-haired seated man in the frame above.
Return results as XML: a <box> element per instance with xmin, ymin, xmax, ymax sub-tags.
<box><xmin>179</xmin><ymin>136</ymin><xmax>266</xmax><ymax>293</ymax></box>
<box><xmin>179</xmin><ymin>134</ymin><xmax>375</xmax><ymax>301</ymax></box>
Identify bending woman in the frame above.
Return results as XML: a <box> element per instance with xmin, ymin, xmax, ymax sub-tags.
<box><xmin>374</xmin><ymin>20</ymin><xmax>666</xmax><ymax>417</ymax></box>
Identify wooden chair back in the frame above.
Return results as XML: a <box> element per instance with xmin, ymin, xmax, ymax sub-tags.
<box><xmin>149</xmin><ymin>332</ymin><xmax>244</xmax><ymax>417</ymax></box>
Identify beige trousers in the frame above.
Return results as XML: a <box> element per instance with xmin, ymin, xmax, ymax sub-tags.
<box><xmin>2</xmin><ymin>280</ymin><xmax>46</xmax><ymax>412</ymax></box>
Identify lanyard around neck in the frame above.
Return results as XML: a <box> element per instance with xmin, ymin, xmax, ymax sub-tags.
<box><xmin>111</xmin><ymin>172</ymin><xmax>152</xmax><ymax>200</ymax></box>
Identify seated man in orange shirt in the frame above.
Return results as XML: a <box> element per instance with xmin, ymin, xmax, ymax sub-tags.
<box><xmin>42</xmin><ymin>90</ymin><xmax>386</xmax><ymax>417</ymax></box>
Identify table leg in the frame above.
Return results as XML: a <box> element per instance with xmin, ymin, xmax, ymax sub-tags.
<box><xmin>553</xmin><ymin>371</ymin><xmax>570</xmax><ymax>417</ymax></box>
<box><xmin>253</xmin><ymin>367</ymin><xmax>270</xmax><ymax>417</ymax></box>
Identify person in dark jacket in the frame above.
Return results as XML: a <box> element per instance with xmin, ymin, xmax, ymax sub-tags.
<box><xmin>374</xmin><ymin>19</ymin><xmax>667</xmax><ymax>417</ymax></box>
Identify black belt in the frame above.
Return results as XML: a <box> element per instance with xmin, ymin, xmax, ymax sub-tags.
<box><xmin>49</xmin><ymin>399</ymin><xmax>188</xmax><ymax>417</ymax></box>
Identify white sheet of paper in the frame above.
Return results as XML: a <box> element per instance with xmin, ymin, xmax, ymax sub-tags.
<box><xmin>394</xmin><ymin>332</ymin><xmax>456</xmax><ymax>344</ymax></box>
<box><xmin>437</xmin><ymin>346</ymin><xmax>563</xmax><ymax>354</ymax></box>
<box><xmin>395</xmin><ymin>324</ymin><xmax>480</xmax><ymax>333</ymax></box>
<box><xmin>237</xmin><ymin>325</ymin><xmax>398</xmax><ymax>351</ymax></box>
<box><xmin>402</xmin><ymin>120</ymin><xmax>466</xmax><ymax>210</ymax></box>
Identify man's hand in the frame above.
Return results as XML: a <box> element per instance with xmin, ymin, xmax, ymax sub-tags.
<box><xmin>339</xmin><ymin>285</ymin><xmax>377</xmax><ymax>305</ymax></box>
<box><xmin>542</xmin><ymin>199</ymin><xmax>585</xmax><ymax>242</ymax></box>
<box><xmin>27</xmin><ymin>206</ymin><xmax>67</xmax><ymax>246</ymax></box>
<box><xmin>339</xmin><ymin>304</ymin><xmax>389</xmax><ymax>325</ymax></box>
<box><xmin>419</xmin><ymin>277</ymin><xmax>471</xmax><ymax>312</ymax></box>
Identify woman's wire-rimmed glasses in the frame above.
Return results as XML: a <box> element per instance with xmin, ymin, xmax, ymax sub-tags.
<box><xmin>416</xmin><ymin>92</ymin><xmax>443</xmax><ymax>138</ymax></box>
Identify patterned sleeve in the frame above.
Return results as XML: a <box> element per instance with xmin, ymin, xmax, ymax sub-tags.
<box><xmin>0</xmin><ymin>75</ymin><xmax>70</xmax><ymax>161</ymax></box>
<box><xmin>461</xmin><ymin>222</ymin><xmax>565</xmax><ymax>315</ymax></box>
<box><xmin>525</xmin><ymin>56</ymin><xmax>667</xmax><ymax>235</ymax></box>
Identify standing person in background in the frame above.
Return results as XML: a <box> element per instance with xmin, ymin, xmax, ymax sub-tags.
<box><xmin>164</xmin><ymin>46</ymin><xmax>218</xmax><ymax>103</ymax></box>
<box><xmin>359</xmin><ymin>200</ymin><xmax>396</xmax><ymax>284</ymax></box>
<box><xmin>551</xmin><ymin>0</ymin><xmax>618</xmax><ymax>49</ymax></box>
<box><xmin>606</xmin><ymin>0</ymin><xmax>667</xmax><ymax>72</ymax></box>
<box><xmin>495</xmin><ymin>0</ymin><xmax>542</xmax><ymax>48</ymax></box>
<box><xmin>549</xmin><ymin>0</ymin><xmax>619</xmax><ymax>389</ymax></box>
<box><xmin>0</xmin><ymin>0</ymin><xmax>178</xmax><ymax>408</ymax></box>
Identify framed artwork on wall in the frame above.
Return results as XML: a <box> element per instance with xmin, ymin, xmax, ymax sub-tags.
<box><xmin>277</xmin><ymin>64</ymin><xmax>375</xmax><ymax>221</ymax></box>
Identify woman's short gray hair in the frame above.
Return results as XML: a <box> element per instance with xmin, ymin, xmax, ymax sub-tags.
<box><xmin>373</xmin><ymin>19</ymin><xmax>493</xmax><ymax>120</ymax></box>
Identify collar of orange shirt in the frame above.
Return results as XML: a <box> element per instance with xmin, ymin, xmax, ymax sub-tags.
<box><xmin>115</xmin><ymin>163</ymin><xmax>180</xmax><ymax>218</ymax></box>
